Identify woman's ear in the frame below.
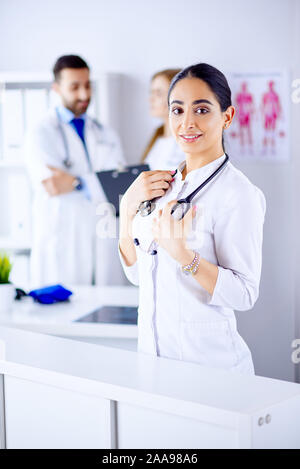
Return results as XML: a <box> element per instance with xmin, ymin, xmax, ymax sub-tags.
<box><xmin>223</xmin><ymin>105</ymin><xmax>235</xmax><ymax>130</ymax></box>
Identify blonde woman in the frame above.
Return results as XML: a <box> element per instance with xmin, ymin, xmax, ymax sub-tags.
<box><xmin>142</xmin><ymin>69</ymin><xmax>185</xmax><ymax>170</ymax></box>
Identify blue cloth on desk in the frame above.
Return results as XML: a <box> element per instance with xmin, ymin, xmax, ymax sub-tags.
<box><xmin>29</xmin><ymin>284</ymin><xmax>73</xmax><ymax>304</ymax></box>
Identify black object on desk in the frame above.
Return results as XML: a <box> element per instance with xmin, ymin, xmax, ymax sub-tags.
<box><xmin>75</xmin><ymin>305</ymin><xmax>138</xmax><ymax>325</ymax></box>
<box><xmin>15</xmin><ymin>287</ymin><xmax>27</xmax><ymax>300</ymax></box>
<box><xmin>96</xmin><ymin>164</ymin><xmax>150</xmax><ymax>216</ymax></box>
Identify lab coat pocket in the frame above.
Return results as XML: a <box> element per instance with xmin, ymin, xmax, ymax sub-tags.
<box><xmin>179</xmin><ymin>320</ymin><xmax>239</xmax><ymax>369</ymax></box>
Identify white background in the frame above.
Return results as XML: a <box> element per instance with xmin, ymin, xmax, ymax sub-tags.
<box><xmin>0</xmin><ymin>0</ymin><xmax>300</xmax><ymax>382</ymax></box>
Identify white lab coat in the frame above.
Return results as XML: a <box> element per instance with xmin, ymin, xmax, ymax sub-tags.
<box><xmin>119</xmin><ymin>154</ymin><xmax>266</xmax><ymax>374</ymax></box>
<box><xmin>25</xmin><ymin>109</ymin><xmax>126</xmax><ymax>288</ymax></box>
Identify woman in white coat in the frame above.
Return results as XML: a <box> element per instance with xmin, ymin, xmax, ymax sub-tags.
<box><xmin>119</xmin><ymin>63</ymin><xmax>266</xmax><ymax>375</ymax></box>
<box><xmin>141</xmin><ymin>69</ymin><xmax>185</xmax><ymax>170</ymax></box>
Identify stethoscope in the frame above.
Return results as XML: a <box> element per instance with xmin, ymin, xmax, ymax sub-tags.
<box><xmin>55</xmin><ymin>108</ymin><xmax>110</xmax><ymax>170</ymax></box>
<box><xmin>134</xmin><ymin>153</ymin><xmax>229</xmax><ymax>255</ymax></box>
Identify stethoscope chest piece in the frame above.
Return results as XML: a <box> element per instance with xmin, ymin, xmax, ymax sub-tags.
<box><xmin>170</xmin><ymin>201</ymin><xmax>192</xmax><ymax>221</ymax></box>
<box><xmin>63</xmin><ymin>159</ymin><xmax>73</xmax><ymax>169</ymax></box>
<box><xmin>138</xmin><ymin>200</ymin><xmax>156</xmax><ymax>217</ymax></box>
<box><xmin>135</xmin><ymin>154</ymin><xmax>229</xmax><ymax>255</ymax></box>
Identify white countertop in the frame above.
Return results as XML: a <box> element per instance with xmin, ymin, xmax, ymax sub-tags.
<box><xmin>0</xmin><ymin>286</ymin><xmax>139</xmax><ymax>338</ymax></box>
<box><xmin>1</xmin><ymin>326</ymin><xmax>300</xmax><ymax>426</ymax></box>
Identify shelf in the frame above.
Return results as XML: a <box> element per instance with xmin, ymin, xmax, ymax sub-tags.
<box><xmin>0</xmin><ymin>237</ymin><xmax>31</xmax><ymax>251</ymax></box>
<box><xmin>0</xmin><ymin>72</ymin><xmax>52</xmax><ymax>83</ymax></box>
<box><xmin>0</xmin><ymin>160</ymin><xmax>26</xmax><ymax>168</ymax></box>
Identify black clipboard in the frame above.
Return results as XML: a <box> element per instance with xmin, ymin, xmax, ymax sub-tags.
<box><xmin>96</xmin><ymin>164</ymin><xmax>150</xmax><ymax>216</ymax></box>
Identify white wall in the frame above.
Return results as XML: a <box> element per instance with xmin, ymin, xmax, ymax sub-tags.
<box><xmin>0</xmin><ymin>0</ymin><xmax>299</xmax><ymax>382</ymax></box>
<box><xmin>0</xmin><ymin>0</ymin><xmax>295</xmax><ymax>160</ymax></box>
<box><xmin>291</xmin><ymin>0</ymin><xmax>300</xmax><ymax>384</ymax></box>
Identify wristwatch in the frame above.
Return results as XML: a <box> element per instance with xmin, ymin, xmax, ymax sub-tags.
<box><xmin>182</xmin><ymin>251</ymin><xmax>200</xmax><ymax>275</ymax></box>
<box><xmin>72</xmin><ymin>177</ymin><xmax>83</xmax><ymax>191</ymax></box>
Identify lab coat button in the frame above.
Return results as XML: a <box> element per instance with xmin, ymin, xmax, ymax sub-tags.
<box><xmin>265</xmin><ymin>414</ymin><xmax>272</xmax><ymax>424</ymax></box>
<box><xmin>258</xmin><ymin>417</ymin><xmax>264</xmax><ymax>426</ymax></box>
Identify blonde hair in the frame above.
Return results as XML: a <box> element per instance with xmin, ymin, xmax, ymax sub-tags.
<box><xmin>141</xmin><ymin>68</ymin><xmax>181</xmax><ymax>163</ymax></box>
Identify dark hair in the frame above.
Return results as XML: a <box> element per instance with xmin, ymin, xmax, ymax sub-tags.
<box><xmin>53</xmin><ymin>55</ymin><xmax>89</xmax><ymax>81</ymax></box>
<box><xmin>168</xmin><ymin>63</ymin><xmax>232</xmax><ymax>151</ymax></box>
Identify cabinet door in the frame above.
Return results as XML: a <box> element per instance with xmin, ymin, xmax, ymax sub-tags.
<box><xmin>252</xmin><ymin>397</ymin><xmax>300</xmax><ymax>449</ymax></box>
<box><xmin>117</xmin><ymin>402</ymin><xmax>239</xmax><ymax>449</ymax></box>
<box><xmin>4</xmin><ymin>376</ymin><xmax>115</xmax><ymax>449</ymax></box>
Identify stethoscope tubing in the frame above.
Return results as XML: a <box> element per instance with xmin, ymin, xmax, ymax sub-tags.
<box><xmin>55</xmin><ymin>108</ymin><xmax>72</xmax><ymax>168</ymax></box>
<box><xmin>179</xmin><ymin>153</ymin><xmax>229</xmax><ymax>204</ymax></box>
<box><xmin>55</xmin><ymin>109</ymin><xmax>103</xmax><ymax>171</ymax></box>
<box><xmin>138</xmin><ymin>153</ymin><xmax>229</xmax><ymax>219</ymax></box>
<box><xmin>135</xmin><ymin>154</ymin><xmax>230</xmax><ymax>255</ymax></box>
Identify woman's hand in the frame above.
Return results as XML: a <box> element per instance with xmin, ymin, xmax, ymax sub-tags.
<box><xmin>120</xmin><ymin>170</ymin><xmax>175</xmax><ymax>220</ymax></box>
<box><xmin>151</xmin><ymin>200</ymin><xmax>197</xmax><ymax>265</ymax></box>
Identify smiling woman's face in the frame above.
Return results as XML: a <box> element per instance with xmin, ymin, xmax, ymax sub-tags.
<box><xmin>169</xmin><ymin>77</ymin><xmax>234</xmax><ymax>157</ymax></box>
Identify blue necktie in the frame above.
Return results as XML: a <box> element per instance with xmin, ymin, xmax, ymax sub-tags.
<box><xmin>71</xmin><ymin>117</ymin><xmax>85</xmax><ymax>145</ymax></box>
<box><xmin>71</xmin><ymin>117</ymin><xmax>92</xmax><ymax>170</ymax></box>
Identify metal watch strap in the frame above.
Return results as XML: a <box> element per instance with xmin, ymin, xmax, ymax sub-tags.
<box><xmin>182</xmin><ymin>251</ymin><xmax>200</xmax><ymax>275</ymax></box>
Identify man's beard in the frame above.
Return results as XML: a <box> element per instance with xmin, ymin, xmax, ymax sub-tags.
<box><xmin>64</xmin><ymin>99</ymin><xmax>90</xmax><ymax>115</ymax></box>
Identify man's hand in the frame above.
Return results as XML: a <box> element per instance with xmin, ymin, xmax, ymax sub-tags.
<box><xmin>42</xmin><ymin>166</ymin><xmax>76</xmax><ymax>196</ymax></box>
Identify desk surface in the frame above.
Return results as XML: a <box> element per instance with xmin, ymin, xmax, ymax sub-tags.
<box><xmin>0</xmin><ymin>286</ymin><xmax>139</xmax><ymax>338</ymax></box>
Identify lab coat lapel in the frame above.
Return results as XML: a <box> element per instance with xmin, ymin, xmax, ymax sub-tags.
<box><xmin>173</xmin><ymin>154</ymin><xmax>228</xmax><ymax>199</ymax></box>
<box><xmin>85</xmin><ymin>118</ymin><xmax>98</xmax><ymax>170</ymax></box>
<box><xmin>85</xmin><ymin>118</ymin><xmax>115</xmax><ymax>171</ymax></box>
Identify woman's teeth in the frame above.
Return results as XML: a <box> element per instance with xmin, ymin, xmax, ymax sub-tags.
<box><xmin>181</xmin><ymin>134</ymin><xmax>202</xmax><ymax>142</ymax></box>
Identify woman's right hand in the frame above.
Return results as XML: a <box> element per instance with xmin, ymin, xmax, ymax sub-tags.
<box><xmin>120</xmin><ymin>170</ymin><xmax>175</xmax><ymax>220</ymax></box>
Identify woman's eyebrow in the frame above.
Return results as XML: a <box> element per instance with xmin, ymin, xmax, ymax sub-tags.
<box><xmin>170</xmin><ymin>99</ymin><xmax>213</xmax><ymax>106</ymax></box>
<box><xmin>193</xmin><ymin>99</ymin><xmax>213</xmax><ymax>105</ymax></box>
<box><xmin>170</xmin><ymin>100</ymin><xmax>184</xmax><ymax>105</ymax></box>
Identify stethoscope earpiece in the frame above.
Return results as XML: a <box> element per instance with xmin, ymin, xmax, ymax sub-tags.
<box><xmin>134</xmin><ymin>238</ymin><xmax>157</xmax><ymax>255</ymax></box>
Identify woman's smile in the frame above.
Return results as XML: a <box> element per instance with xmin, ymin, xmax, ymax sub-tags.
<box><xmin>179</xmin><ymin>133</ymin><xmax>203</xmax><ymax>143</ymax></box>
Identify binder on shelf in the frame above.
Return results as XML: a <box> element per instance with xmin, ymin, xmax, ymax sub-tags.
<box><xmin>1</xmin><ymin>89</ymin><xmax>24</xmax><ymax>160</ymax></box>
<box><xmin>24</xmin><ymin>88</ymin><xmax>48</xmax><ymax>132</ymax></box>
<box><xmin>96</xmin><ymin>164</ymin><xmax>150</xmax><ymax>216</ymax></box>
<box><xmin>8</xmin><ymin>171</ymin><xmax>31</xmax><ymax>243</ymax></box>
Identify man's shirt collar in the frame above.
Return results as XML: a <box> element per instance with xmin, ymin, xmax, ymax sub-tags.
<box><xmin>56</xmin><ymin>105</ymin><xmax>87</xmax><ymax>124</ymax></box>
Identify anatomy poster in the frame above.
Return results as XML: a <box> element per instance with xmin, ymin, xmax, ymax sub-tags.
<box><xmin>227</xmin><ymin>71</ymin><xmax>290</xmax><ymax>161</ymax></box>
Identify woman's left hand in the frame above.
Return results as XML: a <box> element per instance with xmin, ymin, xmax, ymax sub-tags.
<box><xmin>151</xmin><ymin>200</ymin><xmax>196</xmax><ymax>264</ymax></box>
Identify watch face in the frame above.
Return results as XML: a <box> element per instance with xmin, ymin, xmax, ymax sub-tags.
<box><xmin>73</xmin><ymin>178</ymin><xmax>83</xmax><ymax>190</ymax></box>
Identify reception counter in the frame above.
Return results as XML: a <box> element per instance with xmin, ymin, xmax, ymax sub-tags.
<box><xmin>0</xmin><ymin>326</ymin><xmax>300</xmax><ymax>449</ymax></box>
